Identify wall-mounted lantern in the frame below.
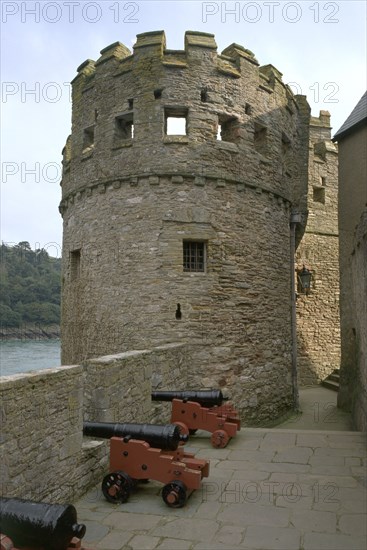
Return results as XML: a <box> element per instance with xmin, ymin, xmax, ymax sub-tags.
<box><xmin>297</xmin><ymin>265</ymin><xmax>312</xmax><ymax>295</ymax></box>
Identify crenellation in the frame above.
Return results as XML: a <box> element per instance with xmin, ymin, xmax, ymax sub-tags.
<box><xmin>258</xmin><ymin>80</ymin><xmax>274</xmax><ymax>95</ymax></box>
<box><xmin>259</xmin><ymin>64</ymin><xmax>283</xmax><ymax>88</ymax></box>
<box><xmin>184</xmin><ymin>30</ymin><xmax>217</xmax><ymax>50</ymax></box>
<box><xmin>75</xmin><ymin>58</ymin><xmax>96</xmax><ymax>77</ymax></box>
<box><xmin>113</xmin><ymin>55</ymin><xmax>134</xmax><ymax>76</ymax></box>
<box><xmin>311</xmin><ymin>110</ymin><xmax>331</xmax><ymax>127</ymax></box>
<box><xmin>134</xmin><ymin>30</ymin><xmax>166</xmax><ymax>52</ymax></box>
<box><xmin>163</xmin><ymin>49</ymin><xmax>188</xmax><ymax>68</ymax></box>
<box><xmin>221</xmin><ymin>43</ymin><xmax>258</xmax><ymax>65</ymax></box>
<box><xmin>96</xmin><ymin>41</ymin><xmax>131</xmax><ymax>66</ymax></box>
<box><xmin>217</xmin><ymin>56</ymin><xmax>241</xmax><ymax>78</ymax></box>
<box><xmin>314</xmin><ymin>140</ymin><xmax>338</xmax><ymax>160</ymax></box>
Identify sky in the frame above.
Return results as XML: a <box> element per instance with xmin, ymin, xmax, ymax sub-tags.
<box><xmin>1</xmin><ymin>0</ymin><xmax>366</xmax><ymax>257</ymax></box>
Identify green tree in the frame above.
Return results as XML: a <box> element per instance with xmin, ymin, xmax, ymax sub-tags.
<box><xmin>0</xmin><ymin>304</ymin><xmax>21</xmax><ymax>327</ymax></box>
<box><xmin>0</xmin><ymin>242</ymin><xmax>61</xmax><ymax>326</ymax></box>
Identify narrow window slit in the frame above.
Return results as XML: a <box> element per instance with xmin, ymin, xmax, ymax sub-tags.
<box><xmin>175</xmin><ymin>304</ymin><xmax>182</xmax><ymax>320</ymax></box>
<box><xmin>70</xmin><ymin>249</ymin><xmax>81</xmax><ymax>281</ymax></box>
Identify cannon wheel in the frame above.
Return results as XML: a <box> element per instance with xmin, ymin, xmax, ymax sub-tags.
<box><xmin>173</xmin><ymin>421</ymin><xmax>189</xmax><ymax>438</ymax></box>
<box><xmin>102</xmin><ymin>470</ymin><xmax>133</xmax><ymax>503</ymax></box>
<box><xmin>211</xmin><ymin>429</ymin><xmax>230</xmax><ymax>448</ymax></box>
<box><xmin>162</xmin><ymin>480</ymin><xmax>187</xmax><ymax>508</ymax></box>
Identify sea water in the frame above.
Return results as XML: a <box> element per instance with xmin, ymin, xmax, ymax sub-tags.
<box><xmin>0</xmin><ymin>339</ymin><xmax>61</xmax><ymax>377</ymax></box>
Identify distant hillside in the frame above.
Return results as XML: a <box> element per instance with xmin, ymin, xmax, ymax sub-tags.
<box><xmin>0</xmin><ymin>242</ymin><xmax>61</xmax><ymax>329</ymax></box>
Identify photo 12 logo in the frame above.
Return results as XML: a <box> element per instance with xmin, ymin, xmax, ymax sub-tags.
<box><xmin>288</xmin><ymin>81</ymin><xmax>339</xmax><ymax>104</ymax></box>
<box><xmin>2</xmin><ymin>162</ymin><xmax>62</xmax><ymax>184</ymax></box>
<box><xmin>1</xmin><ymin>81</ymin><xmax>72</xmax><ymax>103</ymax></box>
<box><xmin>201</xmin><ymin>480</ymin><xmax>339</xmax><ymax>504</ymax></box>
<box><xmin>1</xmin><ymin>1</ymin><xmax>140</xmax><ymax>24</ymax></box>
<box><xmin>202</xmin><ymin>2</ymin><xmax>340</xmax><ymax>24</ymax></box>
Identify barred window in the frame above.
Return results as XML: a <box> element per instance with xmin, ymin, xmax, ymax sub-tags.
<box><xmin>183</xmin><ymin>241</ymin><xmax>206</xmax><ymax>272</ymax></box>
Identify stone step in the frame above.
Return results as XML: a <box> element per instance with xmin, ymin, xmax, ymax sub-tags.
<box><xmin>321</xmin><ymin>379</ymin><xmax>339</xmax><ymax>392</ymax></box>
<box><xmin>328</xmin><ymin>373</ymin><xmax>340</xmax><ymax>383</ymax></box>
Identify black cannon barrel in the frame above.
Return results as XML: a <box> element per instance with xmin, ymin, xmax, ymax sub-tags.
<box><xmin>83</xmin><ymin>422</ymin><xmax>188</xmax><ymax>450</ymax></box>
<box><xmin>151</xmin><ymin>389</ymin><xmax>229</xmax><ymax>407</ymax></box>
<box><xmin>0</xmin><ymin>498</ymin><xmax>86</xmax><ymax>550</ymax></box>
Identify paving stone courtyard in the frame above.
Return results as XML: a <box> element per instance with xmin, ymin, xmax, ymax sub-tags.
<box><xmin>75</xmin><ymin>389</ymin><xmax>367</xmax><ymax>550</ymax></box>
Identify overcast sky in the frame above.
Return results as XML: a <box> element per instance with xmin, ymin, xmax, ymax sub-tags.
<box><xmin>1</xmin><ymin>0</ymin><xmax>366</xmax><ymax>256</ymax></box>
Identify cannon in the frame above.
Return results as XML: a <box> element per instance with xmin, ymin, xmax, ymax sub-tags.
<box><xmin>151</xmin><ymin>389</ymin><xmax>228</xmax><ymax>408</ymax></box>
<box><xmin>83</xmin><ymin>421</ymin><xmax>187</xmax><ymax>451</ymax></box>
<box><xmin>83</xmin><ymin>421</ymin><xmax>209</xmax><ymax>508</ymax></box>
<box><xmin>151</xmin><ymin>389</ymin><xmax>241</xmax><ymax>448</ymax></box>
<box><xmin>0</xmin><ymin>498</ymin><xmax>86</xmax><ymax>550</ymax></box>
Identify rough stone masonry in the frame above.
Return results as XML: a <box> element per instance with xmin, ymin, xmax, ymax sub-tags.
<box><xmin>59</xmin><ymin>31</ymin><xmax>339</xmax><ymax>424</ymax></box>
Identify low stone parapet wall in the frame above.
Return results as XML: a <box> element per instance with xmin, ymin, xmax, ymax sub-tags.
<box><xmin>0</xmin><ymin>343</ymin><xmax>186</xmax><ymax>503</ymax></box>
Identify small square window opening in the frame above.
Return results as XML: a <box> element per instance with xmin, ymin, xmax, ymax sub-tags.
<box><xmin>165</xmin><ymin>107</ymin><xmax>188</xmax><ymax>136</ymax></box>
<box><xmin>115</xmin><ymin>113</ymin><xmax>134</xmax><ymax>140</ymax></box>
<box><xmin>313</xmin><ymin>187</ymin><xmax>325</xmax><ymax>204</ymax></box>
<box><xmin>217</xmin><ymin>115</ymin><xmax>239</xmax><ymax>143</ymax></box>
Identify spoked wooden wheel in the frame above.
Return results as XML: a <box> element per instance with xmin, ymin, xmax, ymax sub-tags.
<box><xmin>102</xmin><ymin>470</ymin><xmax>133</xmax><ymax>503</ymax></box>
<box><xmin>211</xmin><ymin>429</ymin><xmax>229</xmax><ymax>448</ymax></box>
<box><xmin>162</xmin><ymin>480</ymin><xmax>187</xmax><ymax>508</ymax></box>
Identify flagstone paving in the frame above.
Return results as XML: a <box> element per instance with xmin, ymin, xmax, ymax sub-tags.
<box><xmin>75</xmin><ymin>388</ymin><xmax>366</xmax><ymax>550</ymax></box>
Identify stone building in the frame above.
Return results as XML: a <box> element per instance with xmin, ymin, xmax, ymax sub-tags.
<box><xmin>59</xmin><ymin>31</ymin><xmax>339</xmax><ymax>424</ymax></box>
<box><xmin>333</xmin><ymin>91</ymin><xmax>367</xmax><ymax>431</ymax></box>
<box><xmin>296</xmin><ymin>112</ymin><xmax>340</xmax><ymax>384</ymax></box>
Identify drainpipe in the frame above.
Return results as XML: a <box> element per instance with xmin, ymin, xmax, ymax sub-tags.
<box><xmin>290</xmin><ymin>211</ymin><xmax>301</xmax><ymax>411</ymax></box>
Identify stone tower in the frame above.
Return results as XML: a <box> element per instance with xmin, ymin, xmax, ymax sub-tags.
<box><xmin>60</xmin><ymin>30</ymin><xmax>313</xmax><ymax>423</ymax></box>
<box><xmin>296</xmin><ymin>111</ymin><xmax>340</xmax><ymax>384</ymax></box>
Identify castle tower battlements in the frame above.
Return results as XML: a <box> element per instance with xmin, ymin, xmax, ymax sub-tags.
<box><xmin>60</xmin><ymin>31</ymin><xmax>310</xmax><ymax>214</ymax></box>
<box><xmin>60</xmin><ymin>31</ymin><xmax>326</xmax><ymax>424</ymax></box>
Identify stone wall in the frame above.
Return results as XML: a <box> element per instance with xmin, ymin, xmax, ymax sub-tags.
<box><xmin>296</xmin><ymin>233</ymin><xmax>340</xmax><ymax>383</ymax></box>
<box><xmin>60</xmin><ymin>31</ymin><xmax>312</xmax><ymax>424</ymax></box>
<box><xmin>0</xmin><ymin>344</ymin><xmax>186</xmax><ymax>504</ymax></box>
<box><xmin>296</xmin><ymin>112</ymin><xmax>340</xmax><ymax>384</ymax></box>
<box><xmin>336</xmin><ymin>123</ymin><xmax>367</xmax><ymax>431</ymax></box>
<box><xmin>350</xmin><ymin>210</ymin><xmax>367</xmax><ymax>431</ymax></box>
<box><xmin>0</xmin><ymin>365</ymin><xmax>91</xmax><ymax>504</ymax></box>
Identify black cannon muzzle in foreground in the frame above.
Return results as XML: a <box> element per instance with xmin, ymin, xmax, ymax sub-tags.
<box><xmin>0</xmin><ymin>498</ymin><xmax>86</xmax><ymax>550</ymax></box>
<box><xmin>83</xmin><ymin>421</ymin><xmax>188</xmax><ymax>450</ymax></box>
<box><xmin>151</xmin><ymin>389</ymin><xmax>229</xmax><ymax>407</ymax></box>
